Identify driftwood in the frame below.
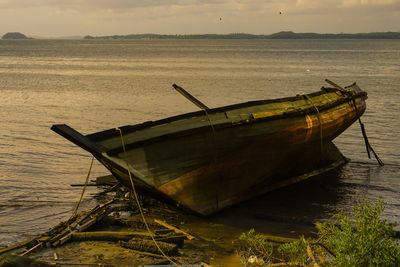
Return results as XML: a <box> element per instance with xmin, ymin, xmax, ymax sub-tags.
<box><xmin>70</xmin><ymin>230</ymin><xmax>185</xmax><ymax>246</ymax></box>
<box><xmin>71</xmin><ymin>231</ymin><xmax>151</xmax><ymax>242</ymax></box>
<box><xmin>154</xmin><ymin>229</ymin><xmax>175</xmax><ymax>235</ymax></box>
<box><xmin>154</xmin><ymin>219</ymin><xmax>195</xmax><ymax>240</ymax></box>
<box><xmin>70</xmin><ymin>183</ymin><xmax>97</xmax><ymax>187</ymax></box>
<box><xmin>54</xmin><ymin>214</ymin><xmax>105</xmax><ymax>246</ymax></box>
<box><xmin>1</xmin><ymin>219</ymin><xmax>71</xmax><ymax>255</ymax></box>
<box><xmin>0</xmin><ymin>237</ymin><xmax>37</xmax><ymax>255</ymax></box>
<box><xmin>48</xmin><ymin>199</ymin><xmax>115</xmax><ymax>247</ymax></box>
<box><xmin>119</xmin><ymin>238</ymin><xmax>178</xmax><ymax>256</ymax></box>
<box><xmin>121</xmin><ymin>218</ymin><xmax>160</xmax><ymax>230</ymax></box>
<box><xmin>95</xmin><ymin>175</ymin><xmax>118</xmax><ymax>186</ymax></box>
<box><xmin>0</xmin><ymin>213</ymin><xmax>81</xmax><ymax>255</ymax></box>
<box><xmin>2</xmin><ymin>193</ymin><xmax>190</xmax><ymax>260</ymax></box>
<box><xmin>304</xmin><ymin>238</ymin><xmax>319</xmax><ymax>267</ymax></box>
<box><xmin>155</xmin><ymin>235</ymin><xmax>185</xmax><ymax>246</ymax></box>
<box><xmin>0</xmin><ymin>199</ymin><xmax>117</xmax><ymax>256</ymax></box>
<box><xmin>71</xmin><ymin>175</ymin><xmax>118</xmax><ymax>187</ymax></box>
<box><xmin>20</xmin><ymin>243</ymin><xmax>41</xmax><ymax>256</ymax></box>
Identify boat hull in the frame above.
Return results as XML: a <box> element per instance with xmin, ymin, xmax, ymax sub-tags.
<box><xmin>52</xmin><ymin>83</ymin><xmax>367</xmax><ymax>215</ymax></box>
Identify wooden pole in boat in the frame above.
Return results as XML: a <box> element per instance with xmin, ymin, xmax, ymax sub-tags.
<box><xmin>171</xmin><ymin>84</ymin><xmax>221</xmax><ymax>208</ymax></box>
<box><xmin>172</xmin><ymin>84</ymin><xmax>210</xmax><ymax>111</ymax></box>
<box><xmin>325</xmin><ymin>79</ymin><xmax>354</xmax><ymax>94</ymax></box>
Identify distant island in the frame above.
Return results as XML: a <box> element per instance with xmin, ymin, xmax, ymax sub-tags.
<box><xmin>2</xmin><ymin>32</ymin><xmax>31</xmax><ymax>39</ymax></box>
<box><xmin>84</xmin><ymin>31</ymin><xmax>400</xmax><ymax>40</ymax></box>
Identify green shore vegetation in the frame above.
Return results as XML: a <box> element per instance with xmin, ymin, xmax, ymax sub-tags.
<box><xmin>237</xmin><ymin>199</ymin><xmax>400</xmax><ymax>266</ymax></box>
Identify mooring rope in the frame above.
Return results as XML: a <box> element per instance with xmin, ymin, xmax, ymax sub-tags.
<box><xmin>325</xmin><ymin>79</ymin><xmax>385</xmax><ymax>166</ymax></box>
<box><xmin>117</xmin><ymin>128</ymin><xmax>179</xmax><ymax>266</ymax></box>
<box><xmin>325</xmin><ymin>79</ymin><xmax>384</xmax><ymax>166</ymax></box>
<box><xmin>71</xmin><ymin>156</ymin><xmax>94</xmax><ymax>218</ymax></box>
<box><xmin>351</xmin><ymin>98</ymin><xmax>384</xmax><ymax>166</ymax></box>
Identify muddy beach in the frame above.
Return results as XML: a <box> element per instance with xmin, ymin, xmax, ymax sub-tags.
<box><xmin>0</xmin><ymin>169</ymin><xmax>346</xmax><ymax>266</ymax></box>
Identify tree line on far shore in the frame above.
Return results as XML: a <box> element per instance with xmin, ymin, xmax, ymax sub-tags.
<box><xmin>84</xmin><ymin>31</ymin><xmax>400</xmax><ymax>40</ymax></box>
<box><xmin>2</xmin><ymin>31</ymin><xmax>400</xmax><ymax>40</ymax></box>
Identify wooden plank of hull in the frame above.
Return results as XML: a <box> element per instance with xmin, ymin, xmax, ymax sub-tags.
<box><xmin>157</xmin><ymin>140</ymin><xmax>346</xmax><ymax>215</ymax></box>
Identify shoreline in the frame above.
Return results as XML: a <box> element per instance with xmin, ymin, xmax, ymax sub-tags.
<box><xmin>0</xmin><ymin>173</ymin><xmax>329</xmax><ymax>266</ymax></box>
<box><xmin>2</xmin><ymin>168</ymin><xmax>399</xmax><ymax>266</ymax></box>
<box><xmin>83</xmin><ymin>31</ymin><xmax>400</xmax><ymax>40</ymax></box>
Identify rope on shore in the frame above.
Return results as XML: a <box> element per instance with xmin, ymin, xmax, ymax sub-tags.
<box><xmin>71</xmin><ymin>157</ymin><xmax>94</xmax><ymax>218</ymax></box>
<box><xmin>117</xmin><ymin>128</ymin><xmax>179</xmax><ymax>266</ymax></box>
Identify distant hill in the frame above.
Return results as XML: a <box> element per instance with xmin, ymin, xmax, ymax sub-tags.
<box><xmin>2</xmin><ymin>32</ymin><xmax>30</xmax><ymax>39</ymax></box>
<box><xmin>31</xmin><ymin>35</ymin><xmax>83</xmax><ymax>39</ymax></box>
<box><xmin>268</xmin><ymin>31</ymin><xmax>400</xmax><ymax>39</ymax></box>
<box><xmin>84</xmin><ymin>31</ymin><xmax>400</xmax><ymax>40</ymax></box>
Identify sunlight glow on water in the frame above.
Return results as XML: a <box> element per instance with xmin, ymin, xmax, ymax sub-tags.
<box><xmin>1</xmin><ymin>39</ymin><xmax>399</xmax><ymax>246</ymax></box>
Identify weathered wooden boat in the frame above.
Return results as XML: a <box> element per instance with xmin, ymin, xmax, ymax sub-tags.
<box><xmin>52</xmin><ymin>81</ymin><xmax>368</xmax><ymax>215</ymax></box>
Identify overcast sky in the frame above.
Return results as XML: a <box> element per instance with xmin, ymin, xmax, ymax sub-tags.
<box><xmin>1</xmin><ymin>0</ymin><xmax>399</xmax><ymax>37</ymax></box>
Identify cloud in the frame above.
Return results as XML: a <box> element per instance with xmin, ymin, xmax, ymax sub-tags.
<box><xmin>1</xmin><ymin>0</ymin><xmax>398</xmax><ymax>15</ymax></box>
<box><xmin>0</xmin><ymin>0</ymin><xmax>225</xmax><ymax>11</ymax></box>
<box><xmin>0</xmin><ymin>0</ymin><xmax>398</xmax><ymax>36</ymax></box>
<box><xmin>341</xmin><ymin>0</ymin><xmax>400</xmax><ymax>8</ymax></box>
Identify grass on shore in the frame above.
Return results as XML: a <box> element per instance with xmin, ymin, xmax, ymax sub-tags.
<box><xmin>237</xmin><ymin>199</ymin><xmax>400</xmax><ymax>266</ymax></box>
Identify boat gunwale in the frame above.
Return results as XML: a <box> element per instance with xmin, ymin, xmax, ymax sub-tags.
<box><xmin>88</xmin><ymin>90</ymin><xmax>366</xmax><ymax>157</ymax></box>
<box><xmin>87</xmin><ymin>87</ymin><xmax>366</xmax><ymax>143</ymax></box>
<box><xmin>105</xmin><ymin>91</ymin><xmax>366</xmax><ymax>156</ymax></box>
<box><xmin>87</xmin><ymin>88</ymin><xmax>323</xmax><ymax>141</ymax></box>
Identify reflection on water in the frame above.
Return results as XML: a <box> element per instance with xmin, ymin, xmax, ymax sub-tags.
<box><xmin>0</xmin><ymin>39</ymin><xmax>399</xmax><ymax>248</ymax></box>
<box><xmin>212</xmin><ymin>161</ymin><xmax>400</xmax><ymax>236</ymax></box>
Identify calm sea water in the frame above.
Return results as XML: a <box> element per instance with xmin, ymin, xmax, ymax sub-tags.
<box><xmin>0</xmin><ymin>39</ymin><xmax>399</xmax><ymax>247</ymax></box>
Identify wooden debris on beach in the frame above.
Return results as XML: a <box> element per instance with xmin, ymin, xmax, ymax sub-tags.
<box><xmin>94</xmin><ymin>175</ymin><xmax>118</xmax><ymax>186</ymax></box>
<box><xmin>0</xmin><ymin>176</ymin><xmax>200</xmax><ymax>263</ymax></box>
<box><xmin>117</xmin><ymin>217</ymin><xmax>161</xmax><ymax>230</ymax></box>
<box><xmin>154</xmin><ymin>219</ymin><xmax>195</xmax><ymax>240</ymax></box>
<box><xmin>71</xmin><ymin>174</ymin><xmax>118</xmax><ymax>187</ymax></box>
<box><xmin>49</xmin><ymin>198</ymin><xmax>116</xmax><ymax>247</ymax></box>
<box><xmin>0</xmin><ymin>213</ymin><xmax>79</xmax><ymax>255</ymax></box>
<box><xmin>155</xmin><ymin>234</ymin><xmax>186</xmax><ymax>246</ymax></box>
<box><xmin>0</xmin><ymin>237</ymin><xmax>38</xmax><ymax>255</ymax></box>
<box><xmin>119</xmin><ymin>238</ymin><xmax>179</xmax><ymax>256</ymax></box>
<box><xmin>71</xmin><ymin>231</ymin><xmax>152</xmax><ymax>242</ymax></box>
<box><xmin>70</xmin><ymin>230</ymin><xmax>185</xmax><ymax>245</ymax></box>
<box><xmin>1</xmin><ymin>195</ymin><xmax>193</xmax><ymax>261</ymax></box>
<box><xmin>0</xmin><ymin>198</ymin><xmax>117</xmax><ymax>256</ymax></box>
